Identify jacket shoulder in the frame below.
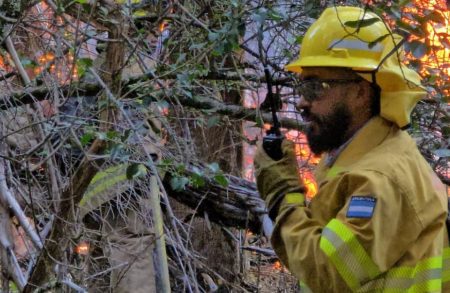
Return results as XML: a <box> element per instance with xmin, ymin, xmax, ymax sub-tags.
<box><xmin>349</xmin><ymin>131</ymin><xmax>447</xmax><ymax>228</ymax></box>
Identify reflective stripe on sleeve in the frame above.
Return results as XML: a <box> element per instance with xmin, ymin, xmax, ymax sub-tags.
<box><xmin>284</xmin><ymin>192</ymin><xmax>304</xmax><ymax>205</ymax></box>
<box><xmin>359</xmin><ymin>256</ymin><xmax>443</xmax><ymax>292</ymax></box>
<box><xmin>320</xmin><ymin>219</ymin><xmax>380</xmax><ymax>290</ymax></box>
<box><xmin>442</xmin><ymin>247</ymin><xmax>450</xmax><ymax>284</ymax></box>
<box><xmin>320</xmin><ymin>219</ymin><xmax>446</xmax><ymax>292</ymax></box>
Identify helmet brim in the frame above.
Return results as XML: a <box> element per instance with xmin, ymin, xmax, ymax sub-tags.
<box><xmin>285</xmin><ymin>56</ymin><xmax>380</xmax><ymax>73</ymax></box>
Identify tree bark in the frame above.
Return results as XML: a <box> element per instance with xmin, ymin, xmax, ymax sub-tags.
<box><xmin>23</xmin><ymin>3</ymin><xmax>128</xmax><ymax>290</ymax></box>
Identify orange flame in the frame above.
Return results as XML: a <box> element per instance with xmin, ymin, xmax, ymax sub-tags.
<box><xmin>159</xmin><ymin>20</ymin><xmax>168</xmax><ymax>33</ymax></box>
<box><xmin>403</xmin><ymin>0</ymin><xmax>449</xmax><ymax>83</ymax></box>
<box><xmin>0</xmin><ymin>55</ymin><xmax>10</xmax><ymax>72</ymax></box>
<box><xmin>75</xmin><ymin>241</ymin><xmax>89</xmax><ymax>255</ymax></box>
<box><xmin>302</xmin><ymin>171</ymin><xmax>318</xmax><ymax>198</ymax></box>
<box><xmin>272</xmin><ymin>260</ymin><xmax>283</xmax><ymax>271</ymax></box>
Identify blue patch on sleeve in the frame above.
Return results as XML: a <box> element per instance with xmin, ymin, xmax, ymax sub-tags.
<box><xmin>346</xmin><ymin>196</ymin><xmax>377</xmax><ymax>218</ymax></box>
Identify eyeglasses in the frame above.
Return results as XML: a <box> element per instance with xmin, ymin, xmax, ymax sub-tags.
<box><xmin>296</xmin><ymin>78</ymin><xmax>362</xmax><ymax>102</ymax></box>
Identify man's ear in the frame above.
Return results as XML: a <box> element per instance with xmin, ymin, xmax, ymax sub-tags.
<box><xmin>356</xmin><ymin>81</ymin><xmax>373</xmax><ymax>104</ymax></box>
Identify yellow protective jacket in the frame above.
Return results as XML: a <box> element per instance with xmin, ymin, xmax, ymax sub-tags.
<box><xmin>270</xmin><ymin>117</ymin><xmax>450</xmax><ymax>292</ymax></box>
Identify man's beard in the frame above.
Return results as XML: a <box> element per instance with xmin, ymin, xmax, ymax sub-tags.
<box><xmin>304</xmin><ymin>103</ymin><xmax>352</xmax><ymax>155</ymax></box>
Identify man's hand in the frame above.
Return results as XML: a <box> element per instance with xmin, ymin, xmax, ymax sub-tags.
<box><xmin>254</xmin><ymin>139</ymin><xmax>305</xmax><ymax>220</ymax></box>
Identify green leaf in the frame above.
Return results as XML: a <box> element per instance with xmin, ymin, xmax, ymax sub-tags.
<box><xmin>207</xmin><ymin>162</ymin><xmax>220</xmax><ymax>173</ymax></box>
<box><xmin>190</xmin><ymin>173</ymin><xmax>205</xmax><ymax>188</ymax></box>
<box><xmin>295</xmin><ymin>35</ymin><xmax>304</xmax><ymax>44</ymax></box>
<box><xmin>126</xmin><ymin>163</ymin><xmax>147</xmax><ymax>180</ymax></box>
<box><xmin>267</xmin><ymin>9</ymin><xmax>283</xmax><ymax>21</ymax></box>
<box><xmin>80</xmin><ymin>132</ymin><xmax>94</xmax><ymax>146</ymax></box>
<box><xmin>133</xmin><ymin>9</ymin><xmax>147</xmax><ymax>17</ymax></box>
<box><xmin>251</xmin><ymin>8</ymin><xmax>267</xmax><ymax>25</ymax></box>
<box><xmin>108</xmin><ymin>143</ymin><xmax>126</xmax><ymax>161</ymax></box>
<box><xmin>207</xmin><ymin>115</ymin><xmax>221</xmax><ymax>128</ymax></box>
<box><xmin>442</xmin><ymin>126</ymin><xmax>450</xmax><ymax>137</ymax></box>
<box><xmin>76</xmin><ymin>57</ymin><xmax>93</xmax><ymax>78</ymax></box>
<box><xmin>189</xmin><ymin>42</ymin><xmax>207</xmax><ymax>50</ymax></box>
<box><xmin>254</xmin><ymin>116</ymin><xmax>264</xmax><ymax>128</ymax></box>
<box><xmin>75</xmin><ymin>0</ymin><xmax>88</xmax><ymax>3</ymax></box>
<box><xmin>208</xmin><ymin>31</ymin><xmax>220</xmax><ymax>42</ymax></box>
<box><xmin>21</xmin><ymin>58</ymin><xmax>37</xmax><ymax>68</ymax></box>
<box><xmin>304</xmin><ymin>0</ymin><xmax>315</xmax><ymax>13</ymax></box>
<box><xmin>9</xmin><ymin>281</ymin><xmax>18</xmax><ymax>292</ymax></box>
<box><xmin>170</xmin><ymin>176</ymin><xmax>189</xmax><ymax>191</ymax></box>
<box><xmin>214</xmin><ymin>174</ymin><xmax>228</xmax><ymax>187</ymax></box>
<box><xmin>106</xmin><ymin>130</ymin><xmax>119</xmax><ymax>140</ymax></box>
<box><xmin>175</xmin><ymin>163</ymin><xmax>186</xmax><ymax>173</ymax></box>
<box><xmin>192</xmin><ymin>166</ymin><xmax>203</xmax><ymax>176</ymax></box>
<box><xmin>344</xmin><ymin>18</ymin><xmax>381</xmax><ymax>29</ymax></box>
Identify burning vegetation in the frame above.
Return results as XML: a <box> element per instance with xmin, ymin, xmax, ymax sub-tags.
<box><xmin>0</xmin><ymin>0</ymin><xmax>446</xmax><ymax>292</ymax></box>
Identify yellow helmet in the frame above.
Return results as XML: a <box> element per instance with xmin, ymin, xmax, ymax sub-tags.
<box><xmin>286</xmin><ymin>6</ymin><xmax>426</xmax><ymax>129</ymax></box>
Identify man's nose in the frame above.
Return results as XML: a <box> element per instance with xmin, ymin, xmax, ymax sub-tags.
<box><xmin>296</xmin><ymin>95</ymin><xmax>311</xmax><ymax>112</ymax></box>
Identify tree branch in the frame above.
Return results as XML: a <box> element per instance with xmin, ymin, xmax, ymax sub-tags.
<box><xmin>0</xmin><ymin>75</ymin><xmax>304</xmax><ymax>132</ymax></box>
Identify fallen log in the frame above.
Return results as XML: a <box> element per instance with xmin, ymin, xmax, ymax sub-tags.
<box><xmin>162</xmin><ymin>165</ymin><xmax>268</xmax><ymax>234</ymax></box>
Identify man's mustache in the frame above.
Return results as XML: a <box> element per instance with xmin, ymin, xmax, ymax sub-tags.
<box><xmin>301</xmin><ymin>109</ymin><xmax>321</xmax><ymax>125</ymax></box>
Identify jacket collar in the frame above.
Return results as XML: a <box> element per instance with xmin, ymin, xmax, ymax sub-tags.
<box><xmin>329</xmin><ymin>116</ymin><xmax>395</xmax><ymax>168</ymax></box>
<box><xmin>314</xmin><ymin>116</ymin><xmax>396</xmax><ymax>183</ymax></box>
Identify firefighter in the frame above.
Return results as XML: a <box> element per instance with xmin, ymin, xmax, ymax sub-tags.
<box><xmin>254</xmin><ymin>6</ymin><xmax>450</xmax><ymax>292</ymax></box>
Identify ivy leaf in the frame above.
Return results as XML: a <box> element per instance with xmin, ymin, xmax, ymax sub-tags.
<box><xmin>190</xmin><ymin>173</ymin><xmax>205</xmax><ymax>188</ymax></box>
<box><xmin>304</xmin><ymin>0</ymin><xmax>314</xmax><ymax>13</ymax></box>
<box><xmin>106</xmin><ymin>130</ymin><xmax>119</xmax><ymax>140</ymax></box>
<box><xmin>214</xmin><ymin>174</ymin><xmax>228</xmax><ymax>187</ymax></box>
<box><xmin>207</xmin><ymin>115</ymin><xmax>221</xmax><ymax>128</ymax></box>
<box><xmin>207</xmin><ymin>162</ymin><xmax>220</xmax><ymax>173</ymax></box>
<box><xmin>267</xmin><ymin>9</ymin><xmax>283</xmax><ymax>21</ymax></box>
<box><xmin>76</xmin><ymin>58</ymin><xmax>93</xmax><ymax>78</ymax></box>
<box><xmin>251</xmin><ymin>8</ymin><xmax>267</xmax><ymax>25</ymax></box>
<box><xmin>208</xmin><ymin>31</ymin><xmax>219</xmax><ymax>42</ymax></box>
<box><xmin>170</xmin><ymin>176</ymin><xmax>189</xmax><ymax>191</ymax></box>
<box><xmin>80</xmin><ymin>132</ymin><xmax>94</xmax><ymax>146</ymax></box>
<box><xmin>126</xmin><ymin>163</ymin><xmax>147</xmax><ymax>180</ymax></box>
<box><xmin>344</xmin><ymin>18</ymin><xmax>380</xmax><ymax>29</ymax></box>
<box><xmin>191</xmin><ymin>166</ymin><xmax>203</xmax><ymax>177</ymax></box>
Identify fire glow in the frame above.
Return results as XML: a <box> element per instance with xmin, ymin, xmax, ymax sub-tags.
<box><xmin>403</xmin><ymin>0</ymin><xmax>449</xmax><ymax>81</ymax></box>
<box><xmin>75</xmin><ymin>241</ymin><xmax>89</xmax><ymax>255</ymax></box>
